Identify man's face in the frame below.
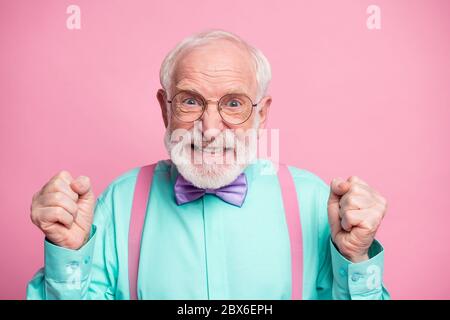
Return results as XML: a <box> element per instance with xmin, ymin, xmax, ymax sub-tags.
<box><xmin>159</xmin><ymin>39</ymin><xmax>271</xmax><ymax>189</ymax></box>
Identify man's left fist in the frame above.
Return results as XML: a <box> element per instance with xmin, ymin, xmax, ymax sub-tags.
<box><xmin>327</xmin><ymin>176</ymin><xmax>387</xmax><ymax>263</ymax></box>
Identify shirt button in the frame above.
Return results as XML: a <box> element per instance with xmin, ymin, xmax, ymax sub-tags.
<box><xmin>339</xmin><ymin>268</ymin><xmax>346</xmax><ymax>277</ymax></box>
<box><xmin>67</xmin><ymin>261</ymin><xmax>79</xmax><ymax>268</ymax></box>
<box><xmin>351</xmin><ymin>273</ymin><xmax>362</xmax><ymax>282</ymax></box>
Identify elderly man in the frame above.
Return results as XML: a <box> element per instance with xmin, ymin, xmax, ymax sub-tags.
<box><xmin>27</xmin><ymin>30</ymin><xmax>390</xmax><ymax>300</ymax></box>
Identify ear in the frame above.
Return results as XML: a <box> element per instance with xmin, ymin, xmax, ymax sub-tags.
<box><xmin>157</xmin><ymin>89</ymin><xmax>169</xmax><ymax>128</ymax></box>
<box><xmin>256</xmin><ymin>95</ymin><xmax>272</xmax><ymax>130</ymax></box>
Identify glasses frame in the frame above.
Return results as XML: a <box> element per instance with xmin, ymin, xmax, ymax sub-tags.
<box><xmin>166</xmin><ymin>90</ymin><xmax>259</xmax><ymax>125</ymax></box>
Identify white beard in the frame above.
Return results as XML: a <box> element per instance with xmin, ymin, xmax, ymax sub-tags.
<box><xmin>164</xmin><ymin>120</ymin><xmax>259</xmax><ymax>189</ymax></box>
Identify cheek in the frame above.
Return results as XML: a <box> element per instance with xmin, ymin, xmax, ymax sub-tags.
<box><xmin>167</xmin><ymin>120</ymin><xmax>195</xmax><ymax>145</ymax></box>
<box><xmin>169</xmin><ymin>118</ymin><xmax>194</xmax><ymax>131</ymax></box>
<box><xmin>232</xmin><ymin>116</ymin><xmax>256</xmax><ymax>131</ymax></box>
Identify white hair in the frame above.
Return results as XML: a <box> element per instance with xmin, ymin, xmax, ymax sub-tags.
<box><xmin>159</xmin><ymin>29</ymin><xmax>272</xmax><ymax>102</ymax></box>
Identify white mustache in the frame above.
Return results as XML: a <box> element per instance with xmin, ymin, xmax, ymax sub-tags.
<box><xmin>176</xmin><ymin>129</ymin><xmax>239</xmax><ymax>151</ymax></box>
<box><xmin>191</xmin><ymin>140</ymin><xmax>236</xmax><ymax>152</ymax></box>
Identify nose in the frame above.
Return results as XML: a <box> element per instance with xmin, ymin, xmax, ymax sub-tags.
<box><xmin>201</xmin><ymin>102</ymin><xmax>225</xmax><ymax>141</ymax></box>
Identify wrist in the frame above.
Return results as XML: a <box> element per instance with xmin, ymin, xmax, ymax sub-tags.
<box><xmin>330</xmin><ymin>239</ymin><xmax>370</xmax><ymax>263</ymax></box>
<box><xmin>346</xmin><ymin>253</ymin><xmax>369</xmax><ymax>263</ymax></box>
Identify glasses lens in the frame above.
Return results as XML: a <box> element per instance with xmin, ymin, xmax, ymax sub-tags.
<box><xmin>219</xmin><ymin>94</ymin><xmax>253</xmax><ymax>124</ymax></box>
<box><xmin>172</xmin><ymin>91</ymin><xmax>204</xmax><ymax>122</ymax></box>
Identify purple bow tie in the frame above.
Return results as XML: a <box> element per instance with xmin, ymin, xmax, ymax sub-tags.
<box><xmin>174</xmin><ymin>173</ymin><xmax>248</xmax><ymax>207</ymax></box>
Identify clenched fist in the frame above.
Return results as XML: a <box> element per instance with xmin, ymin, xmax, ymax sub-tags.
<box><xmin>327</xmin><ymin>176</ymin><xmax>387</xmax><ymax>263</ymax></box>
<box><xmin>30</xmin><ymin>170</ymin><xmax>95</xmax><ymax>250</ymax></box>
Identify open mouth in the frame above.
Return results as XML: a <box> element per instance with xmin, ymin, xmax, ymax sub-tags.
<box><xmin>190</xmin><ymin>143</ymin><xmax>233</xmax><ymax>153</ymax></box>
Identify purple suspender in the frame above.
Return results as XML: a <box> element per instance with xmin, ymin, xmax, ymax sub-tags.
<box><xmin>128</xmin><ymin>163</ymin><xmax>302</xmax><ymax>300</ymax></box>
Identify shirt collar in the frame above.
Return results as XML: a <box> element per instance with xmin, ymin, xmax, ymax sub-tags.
<box><xmin>165</xmin><ymin>158</ymin><xmax>273</xmax><ymax>191</ymax></box>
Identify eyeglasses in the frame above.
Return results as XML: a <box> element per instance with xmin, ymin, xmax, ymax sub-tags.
<box><xmin>166</xmin><ymin>90</ymin><xmax>258</xmax><ymax>125</ymax></box>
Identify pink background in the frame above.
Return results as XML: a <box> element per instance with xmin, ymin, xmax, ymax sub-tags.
<box><xmin>1</xmin><ymin>0</ymin><xmax>449</xmax><ymax>299</ymax></box>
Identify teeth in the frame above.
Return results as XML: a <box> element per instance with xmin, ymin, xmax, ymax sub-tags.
<box><xmin>192</xmin><ymin>144</ymin><xmax>231</xmax><ymax>152</ymax></box>
<box><xmin>201</xmin><ymin>148</ymin><xmax>220</xmax><ymax>152</ymax></box>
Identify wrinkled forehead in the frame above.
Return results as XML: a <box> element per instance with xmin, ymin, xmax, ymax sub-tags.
<box><xmin>172</xmin><ymin>39</ymin><xmax>258</xmax><ymax>97</ymax></box>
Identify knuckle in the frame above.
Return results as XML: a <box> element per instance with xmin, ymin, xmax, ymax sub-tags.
<box><xmin>53</xmin><ymin>178</ymin><xmax>66</xmax><ymax>191</ymax></box>
<box><xmin>342</xmin><ymin>209</ymin><xmax>352</xmax><ymax>219</ymax></box>
<box><xmin>53</xmin><ymin>209</ymin><xmax>65</xmax><ymax>223</ymax></box>
<box><xmin>350</xmin><ymin>184</ymin><xmax>362</xmax><ymax>194</ymax></box>
<box><xmin>56</xmin><ymin>170</ymin><xmax>72</xmax><ymax>183</ymax></box>
<box><xmin>370</xmin><ymin>221</ymin><xmax>380</xmax><ymax>233</ymax></box>
<box><xmin>30</xmin><ymin>210</ymin><xmax>43</xmax><ymax>227</ymax></box>
<box><xmin>377</xmin><ymin>199</ymin><xmax>388</xmax><ymax>214</ymax></box>
<box><xmin>376</xmin><ymin>210</ymin><xmax>384</xmax><ymax>220</ymax></box>
<box><xmin>58</xmin><ymin>170</ymin><xmax>70</xmax><ymax>177</ymax></box>
<box><xmin>349</xmin><ymin>175</ymin><xmax>360</xmax><ymax>183</ymax></box>
<box><xmin>32</xmin><ymin>191</ymin><xmax>39</xmax><ymax>201</ymax></box>
<box><xmin>30</xmin><ymin>201</ymin><xmax>36</xmax><ymax>213</ymax></box>
<box><xmin>368</xmin><ymin>210</ymin><xmax>383</xmax><ymax>228</ymax></box>
<box><xmin>361</xmin><ymin>220</ymin><xmax>373</xmax><ymax>231</ymax></box>
<box><xmin>31</xmin><ymin>193</ymin><xmax>39</xmax><ymax>206</ymax></box>
<box><xmin>347</xmin><ymin>196</ymin><xmax>357</xmax><ymax>208</ymax></box>
<box><xmin>30</xmin><ymin>211</ymin><xmax>37</xmax><ymax>225</ymax></box>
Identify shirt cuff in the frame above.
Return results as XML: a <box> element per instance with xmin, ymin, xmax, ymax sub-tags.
<box><xmin>44</xmin><ymin>225</ymin><xmax>97</xmax><ymax>282</ymax></box>
<box><xmin>330</xmin><ymin>238</ymin><xmax>385</xmax><ymax>297</ymax></box>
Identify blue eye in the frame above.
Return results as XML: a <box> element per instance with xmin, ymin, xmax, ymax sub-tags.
<box><xmin>183</xmin><ymin>98</ymin><xmax>199</xmax><ymax>106</ymax></box>
<box><xmin>227</xmin><ymin>100</ymin><xmax>241</xmax><ymax>107</ymax></box>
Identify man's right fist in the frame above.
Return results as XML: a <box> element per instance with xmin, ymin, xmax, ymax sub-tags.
<box><xmin>30</xmin><ymin>170</ymin><xmax>95</xmax><ymax>250</ymax></box>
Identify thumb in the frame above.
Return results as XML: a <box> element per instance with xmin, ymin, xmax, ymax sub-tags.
<box><xmin>330</xmin><ymin>178</ymin><xmax>351</xmax><ymax>197</ymax></box>
<box><xmin>70</xmin><ymin>176</ymin><xmax>94</xmax><ymax>200</ymax></box>
<box><xmin>327</xmin><ymin>178</ymin><xmax>350</xmax><ymax>240</ymax></box>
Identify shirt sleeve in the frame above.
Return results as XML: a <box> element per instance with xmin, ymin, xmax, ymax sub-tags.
<box><xmin>26</xmin><ymin>196</ymin><xmax>117</xmax><ymax>300</ymax></box>
<box><xmin>314</xmin><ymin>178</ymin><xmax>390</xmax><ymax>300</ymax></box>
<box><xmin>330</xmin><ymin>238</ymin><xmax>391</xmax><ymax>300</ymax></box>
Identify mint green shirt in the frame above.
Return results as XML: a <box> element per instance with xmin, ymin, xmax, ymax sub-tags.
<box><xmin>27</xmin><ymin>159</ymin><xmax>390</xmax><ymax>300</ymax></box>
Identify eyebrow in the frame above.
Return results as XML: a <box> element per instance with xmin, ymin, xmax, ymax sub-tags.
<box><xmin>174</xmin><ymin>86</ymin><xmax>250</xmax><ymax>97</ymax></box>
<box><xmin>174</xmin><ymin>86</ymin><xmax>202</xmax><ymax>95</ymax></box>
